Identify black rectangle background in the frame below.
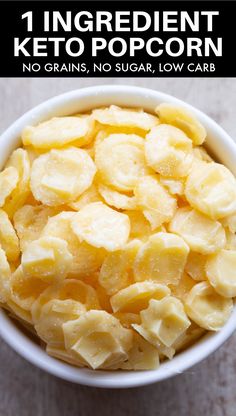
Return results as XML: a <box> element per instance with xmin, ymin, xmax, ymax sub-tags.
<box><xmin>0</xmin><ymin>1</ymin><xmax>235</xmax><ymax>77</ymax></box>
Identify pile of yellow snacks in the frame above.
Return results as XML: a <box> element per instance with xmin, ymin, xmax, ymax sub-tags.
<box><xmin>0</xmin><ymin>103</ymin><xmax>236</xmax><ymax>371</ymax></box>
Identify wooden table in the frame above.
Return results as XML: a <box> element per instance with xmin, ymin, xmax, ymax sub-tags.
<box><xmin>0</xmin><ymin>78</ymin><xmax>236</xmax><ymax>416</ymax></box>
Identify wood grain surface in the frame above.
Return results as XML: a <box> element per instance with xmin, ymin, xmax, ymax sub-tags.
<box><xmin>0</xmin><ymin>78</ymin><xmax>236</xmax><ymax>416</ymax></box>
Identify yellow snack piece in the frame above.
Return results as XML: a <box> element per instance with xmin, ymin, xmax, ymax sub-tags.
<box><xmin>70</xmin><ymin>242</ymin><xmax>106</xmax><ymax>279</ymax></box>
<box><xmin>0</xmin><ymin>209</ymin><xmax>20</xmax><ymax>262</ymax></box>
<box><xmin>41</xmin><ymin>211</ymin><xmax>106</xmax><ymax>278</ymax></box>
<box><xmin>0</xmin><ymin>167</ymin><xmax>19</xmax><ymax>207</ymax></box>
<box><xmin>134</xmin><ymin>175</ymin><xmax>177</xmax><ymax>230</ymax></box>
<box><xmin>137</xmin><ymin>297</ymin><xmax>190</xmax><ymax>348</ymax></box>
<box><xmin>132</xmin><ymin>323</ymin><xmax>175</xmax><ymax>359</ymax></box>
<box><xmin>6</xmin><ymin>299</ymin><xmax>33</xmax><ymax>324</ymax></box>
<box><xmin>124</xmin><ymin>210</ymin><xmax>152</xmax><ymax>240</ymax></box>
<box><xmin>185</xmin><ymin>162</ymin><xmax>236</xmax><ymax>219</ymax></box>
<box><xmin>145</xmin><ymin>124</ymin><xmax>193</xmax><ymax>177</ymax></box>
<box><xmin>98</xmin><ymin>184</ymin><xmax>137</xmax><ymax>210</ymax></box>
<box><xmin>111</xmin><ymin>281</ymin><xmax>170</xmax><ymax>313</ymax></box>
<box><xmin>99</xmin><ymin>239</ymin><xmax>141</xmax><ymax>295</ymax></box>
<box><xmin>134</xmin><ymin>232</ymin><xmax>189</xmax><ymax>285</ymax></box>
<box><xmin>71</xmin><ymin>202</ymin><xmax>130</xmax><ymax>251</ymax></box>
<box><xmin>46</xmin><ymin>344</ymin><xmax>86</xmax><ymax>367</ymax></box>
<box><xmin>206</xmin><ymin>249</ymin><xmax>236</xmax><ymax>297</ymax></box>
<box><xmin>31</xmin><ymin>282</ymin><xmax>98</xmax><ymax>339</ymax></box>
<box><xmin>68</xmin><ymin>184</ymin><xmax>102</xmax><ymax>211</ymax></box>
<box><xmin>93</xmin><ymin>129</ymin><xmax>110</xmax><ymax>152</ymax></box>
<box><xmin>4</xmin><ymin>149</ymin><xmax>31</xmax><ymax>218</ymax></box>
<box><xmin>54</xmin><ymin>279</ymin><xmax>101</xmax><ymax>310</ymax></box>
<box><xmin>13</xmin><ymin>204</ymin><xmax>60</xmax><ymax>251</ymax></box>
<box><xmin>42</xmin><ymin>212</ymin><xmax>77</xmax><ymax>235</ymax></box>
<box><xmin>34</xmin><ymin>299</ymin><xmax>86</xmax><ymax>347</ymax></box>
<box><xmin>31</xmin><ymin>279</ymin><xmax>100</xmax><ymax>323</ymax></box>
<box><xmin>0</xmin><ymin>247</ymin><xmax>11</xmax><ymax>303</ymax></box>
<box><xmin>185</xmin><ymin>252</ymin><xmax>207</xmax><ymax>281</ymax></box>
<box><xmin>22</xmin><ymin>116</ymin><xmax>94</xmax><ymax>149</ymax></box>
<box><xmin>95</xmin><ymin>134</ymin><xmax>149</xmax><ymax>192</ymax></box>
<box><xmin>93</xmin><ymin>105</ymin><xmax>159</xmax><ymax>131</ymax></box>
<box><xmin>169</xmin><ymin>207</ymin><xmax>226</xmax><ymax>254</ymax></box>
<box><xmin>30</xmin><ymin>147</ymin><xmax>96</xmax><ymax>206</ymax></box>
<box><xmin>93</xmin><ymin>281</ymin><xmax>112</xmax><ymax>313</ymax></box>
<box><xmin>93</xmin><ymin>126</ymin><xmax>147</xmax><ymax>156</ymax></box>
<box><xmin>21</xmin><ymin>236</ymin><xmax>72</xmax><ymax>282</ymax></box>
<box><xmin>173</xmin><ymin>322</ymin><xmax>205</xmax><ymax>352</ymax></box>
<box><xmin>121</xmin><ymin>332</ymin><xmax>159</xmax><ymax>370</ymax></box>
<box><xmin>9</xmin><ymin>265</ymin><xmax>49</xmax><ymax>311</ymax></box>
<box><xmin>156</xmin><ymin>103</ymin><xmax>206</xmax><ymax>145</ymax></box>
<box><xmin>113</xmin><ymin>312</ymin><xmax>141</xmax><ymax>329</ymax></box>
<box><xmin>63</xmin><ymin>310</ymin><xmax>133</xmax><ymax>369</ymax></box>
<box><xmin>185</xmin><ymin>281</ymin><xmax>233</xmax><ymax>330</ymax></box>
<box><xmin>159</xmin><ymin>177</ymin><xmax>185</xmax><ymax>196</ymax></box>
<box><xmin>170</xmin><ymin>273</ymin><xmax>196</xmax><ymax>302</ymax></box>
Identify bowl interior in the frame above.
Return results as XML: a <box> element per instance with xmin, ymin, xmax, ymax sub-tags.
<box><xmin>0</xmin><ymin>85</ymin><xmax>236</xmax><ymax>388</ymax></box>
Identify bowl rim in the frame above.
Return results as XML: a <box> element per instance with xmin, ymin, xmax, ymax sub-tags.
<box><xmin>0</xmin><ymin>84</ymin><xmax>236</xmax><ymax>389</ymax></box>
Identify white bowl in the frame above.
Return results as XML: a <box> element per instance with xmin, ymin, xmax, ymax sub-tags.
<box><xmin>0</xmin><ymin>85</ymin><xmax>236</xmax><ymax>388</ymax></box>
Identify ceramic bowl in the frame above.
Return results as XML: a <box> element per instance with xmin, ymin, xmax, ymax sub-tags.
<box><xmin>0</xmin><ymin>85</ymin><xmax>236</xmax><ymax>388</ymax></box>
